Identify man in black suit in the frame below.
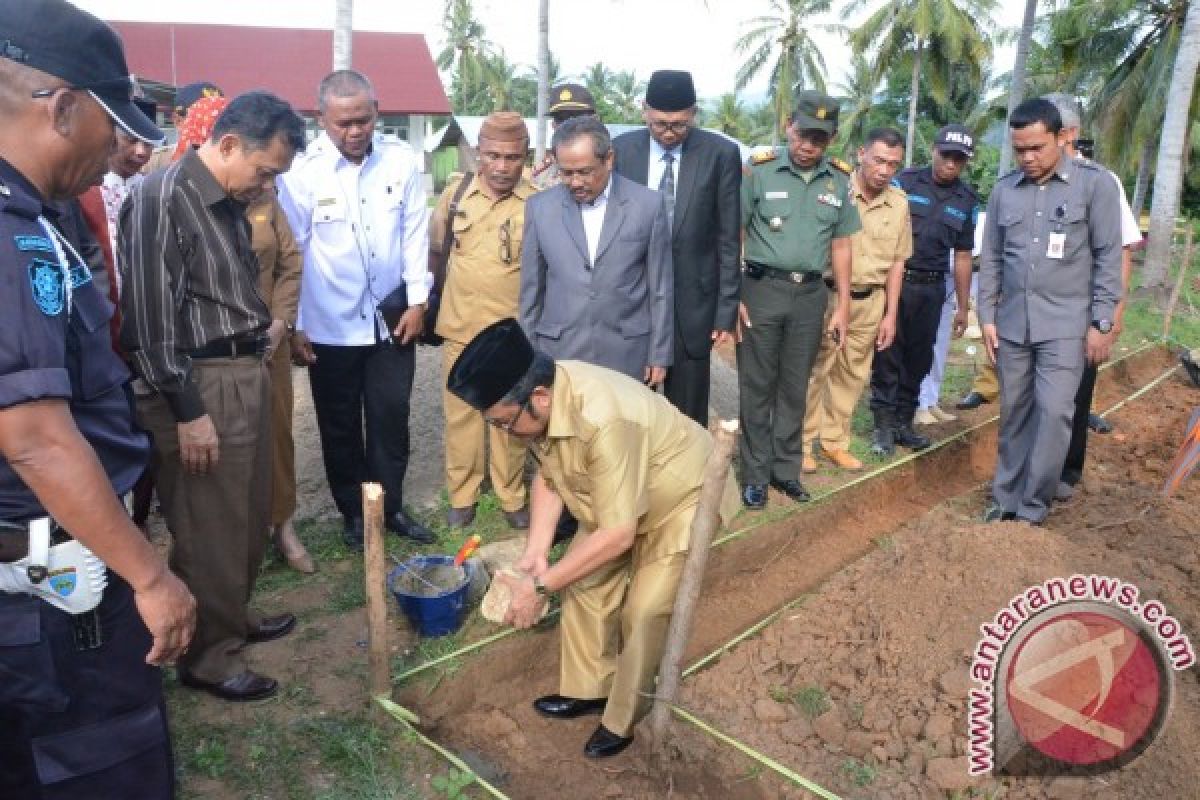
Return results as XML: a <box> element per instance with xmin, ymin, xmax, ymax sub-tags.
<box><xmin>613</xmin><ymin>70</ymin><xmax>741</xmax><ymax>426</ymax></box>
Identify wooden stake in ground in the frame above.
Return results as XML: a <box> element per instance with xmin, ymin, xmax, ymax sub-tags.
<box><xmin>362</xmin><ymin>482</ymin><xmax>390</xmax><ymax>703</ymax></box>
<box><xmin>649</xmin><ymin>419</ymin><xmax>739</xmax><ymax>751</ymax></box>
<box><xmin>1162</xmin><ymin>225</ymin><xmax>1195</xmax><ymax>341</ymax></box>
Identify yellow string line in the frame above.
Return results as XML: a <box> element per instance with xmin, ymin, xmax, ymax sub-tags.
<box><xmin>392</xmin><ymin>342</ymin><xmax>1159</xmax><ymax>687</ymax></box>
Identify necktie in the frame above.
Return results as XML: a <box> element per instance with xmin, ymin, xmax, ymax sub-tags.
<box><xmin>658</xmin><ymin>152</ymin><xmax>675</xmax><ymax>221</ymax></box>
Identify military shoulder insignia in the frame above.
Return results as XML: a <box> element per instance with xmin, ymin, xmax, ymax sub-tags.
<box><xmin>750</xmin><ymin>149</ymin><xmax>778</xmax><ymax>166</ymax></box>
<box><xmin>29</xmin><ymin>259</ymin><xmax>65</xmax><ymax>316</ymax></box>
<box><xmin>14</xmin><ymin>234</ymin><xmax>54</xmax><ymax>253</ymax></box>
<box><xmin>829</xmin><ymin>157</ymin><xmax>853</xmax><ymax>174</ymax></box>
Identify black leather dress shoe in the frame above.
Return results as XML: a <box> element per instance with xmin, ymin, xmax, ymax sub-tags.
<box><xmin>504</xmin><ymin>506</ymin><xmax>531</xmax><ymax>529</ymax></box>
<box><xmin>386</xmin><ymin>510</ymin><xmax>436</xmax><ymax>544</ymax></box>
<box><xmin>247</xmin><ymin>612</ymin><xmax>296</xmax><ymax>644</ymax></box>
<box><xmin>179</xmin><ymin>669</ymin><xmax>279</xmax><ymax>702</ymax></box>
<box><xmin>983</xmin><ymin>504</ymin><xmax>1017</xmax><ymax>523</ymax></box>
<box><xmin>533</xmin><ymin>694</ymin><xmax>607</xmax><ymax>719</ymax></box>
<box><xmin>893</xmin><ymin>424</ymin><xmax>931</xmax><ymax>451</ymax></box>
<box><xmin>956</xmin><ymin>391</ymin><xmax>989</xmax><ymax>410</ymax></box>
<box><xmin>769</xmin><ymin>478</ymin><xmax>810</xmax><ymax>503</ymax></box>
<box><xmin>1088</xmin><ymin>413</ymin><xmax>1113</xmax><ymax>434</ymax></box>
<box><xmin>741</xmin><ymin>484</ymin><xmax>767</xmax><ymax>509</ymax></box>
<box><xmin>583</xmin><ymin>724</ymin><xmax>633</xmax><ymax>758</ymax></box>
<box><xmin>446</xmin><ymin>505</ymin><xmax>476</xmax><ymax>529</ymax></box>
<box><xmin>870</xmin><ymin>427</ymin><xmax>895</xmax><ymax>456</ymax></box>
<box><xmin>342</xmin><ymin>517</ymin><xmax>364</xmax><ymax>551</ymax></box>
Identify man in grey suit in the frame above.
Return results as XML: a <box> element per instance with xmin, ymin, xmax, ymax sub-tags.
<box><xmin>520</xmin><ymin>115</ymin><xmax>674</xmax><ymax>384</ymax></box>
<box><xmin>978</xmin><ymin>98</ymin><xmax>1122</xmax><ymax>524</ymax></box>
<box><xmin>612</xmin><ymin>70</ymin><xmax>741</xmax><ymax>426</ymax></box>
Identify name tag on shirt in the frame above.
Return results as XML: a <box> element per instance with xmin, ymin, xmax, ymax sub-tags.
<box><xmin>1047</xmin><ymin>232</ymin><xmax>1066</xmax><ymax>260</ymax></box>
<box><xmin>817</xmin><ymin>193</ymin><xmax>842</xmax><ymax>208</ymax></box>
<box><xmin>765</xmin><ymin>191</ymin><xmax>788</xmax><ymax>199</ymax></box>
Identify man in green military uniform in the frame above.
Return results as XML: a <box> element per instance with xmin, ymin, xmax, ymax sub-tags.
<box><xmin>737</xmin><ymin>91</ymin><xmax>861</xmax><ymax>509</ymax></box>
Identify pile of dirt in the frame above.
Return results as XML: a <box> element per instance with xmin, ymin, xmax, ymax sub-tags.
<box><xmin>677</xmin><ymin>376</ymin><xmax>1200</xmax><ymax>799</ymax></box>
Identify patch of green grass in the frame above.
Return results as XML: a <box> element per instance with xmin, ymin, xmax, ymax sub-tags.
<box><xmin>873</xmin><ymin>534</ymin><xmax>895</xmax><ymax>551</ymax></box>
<box><xmin>768</xmin><ymin>685</ymin><xmax>791</xmax><ymax>703</ymax></box>
<box><xmin>839</xmin><ymin>757</ymin><xmax>877</xmax><ymax>788</ymax></box>
<box><xmin>430</xmin><ymin>768</ymin><xmax>476</xmax><ymax>798</ymax></box>
<box><xmin>792</xmin><ymin>685</ymin><xmax>831</xmax><ymax>719</ymax></box>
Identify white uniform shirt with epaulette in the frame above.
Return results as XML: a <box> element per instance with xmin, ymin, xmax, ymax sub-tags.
<box><xmin>277</xmin><ymin>132</ymin><xmax>432</xmax><ymax>346</ymax></box>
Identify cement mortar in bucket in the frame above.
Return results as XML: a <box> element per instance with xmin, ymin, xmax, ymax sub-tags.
<box><xmin>389</xmin><ymin>554</ymin><xmax>474</xmax><ymax>637</ymax></box>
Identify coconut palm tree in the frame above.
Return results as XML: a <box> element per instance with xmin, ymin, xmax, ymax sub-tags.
<box><xmin>333</xmin><ymin>0</ymin><xmax>353</xmax><ymax>70</ymax></box>
<box><xmin>535</xmin><ymin>0</ymin><xmax>550</xmax><ymax>162</ymax></box>
<box><xmin>609</xmin><ymin>70</ymin><xmax>646</xmax><ymax>123</ymax></box>
<box><xmin>734</xmin><ymin>0</ymin><xmax>833</xmax><ymax>139</ymax></box>
<box><xmin>996</xmin><ymin>0</ymin><xmax>1040</xmax><ymax>176</ymax></box>
<box><xmin>1143</xmin><ymin>0</ymin><xmax>1200</xmax><ymax>294</ymax></box>
<box><xmin>833</xmin><ymin>52</ymin><xmax>879</xmax><ymax>149</ymax></box>
<box><xmin>705</xmin><ymin>93</ymin><xmax>751</xmax><ymax>140</ymax></box>
<box><xmin>846</xmin><ymin>0</ymin><xmax>997</xmax><ymax>166</ymax></box>
<box><xmin>437</xmin><ymin>0</ymin><xmax>496</xmax><ymax>114</ymax></box>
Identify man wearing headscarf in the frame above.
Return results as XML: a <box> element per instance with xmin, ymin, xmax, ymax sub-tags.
<box><xmin>434</xmin><ymin>112</ymin><xmax>536</xmax><ymax>529</ymax></box>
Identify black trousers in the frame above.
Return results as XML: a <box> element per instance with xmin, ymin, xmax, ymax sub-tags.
<box><xmin>870</xmin><ymin>279</ymin><xmax>945</xmax><ymax>423</ymax></box>
<box><xmin>1061</xmin><ymin>364</ymin><xmax>1098</xmax><ymax>486</ymax></box>
<box><xmin>664</xmin><ymin>329</ymin><xmax>711</xmax><ymax>428</ymax></box>
<box><xmin>309</xmin><ymin>340</ymin><xmax>415</xmax><ymax>519</ymax></box>
<box><xmin>0</xmin><ymin>576</ymin><xmax>174</xmax><ymax>800</ymax></box>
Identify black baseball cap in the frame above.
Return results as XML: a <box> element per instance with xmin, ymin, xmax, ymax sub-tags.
<box><xmin>935</xmin><ymin>124</ymin><xmax>975</xmax><ymax>157</ymax></box>
<box><xmin>0</xmin><ymin>0</ymin><xmax>163</xmax><ymax>144</ymax></box>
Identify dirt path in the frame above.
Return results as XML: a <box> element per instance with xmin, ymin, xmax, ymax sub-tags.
<box><xmin>394</xmin><ymin>348</ymin><xmax>1186</xmax><ymax>798</ymax></box>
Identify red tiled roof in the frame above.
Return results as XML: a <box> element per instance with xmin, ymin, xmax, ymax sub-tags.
<box><xmin>109</xmin><ymin>21</ymin><xmax>452</xmax><ymax>115</ymax></box>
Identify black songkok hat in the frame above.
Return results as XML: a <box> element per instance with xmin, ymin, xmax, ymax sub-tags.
<box><xmin>645</xmin><ymin>70</ymin><xmax>697</xmax><ymax>112</ymax></box>
<box><xmin>447</xmin><ymin>319</ymin><xmax>535</xmax><ymax>411</ymax></box>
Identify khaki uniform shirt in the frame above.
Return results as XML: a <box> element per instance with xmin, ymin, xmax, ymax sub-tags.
<box><xmin>848</xmin><ymin>173</ymin><xmax>912</xmax><ymax>290</ymax></box>
<box><xmin>248</xmin><ymin>192</ymin><xmax>302</xmax><ymax>326</ymax></box>
<box><xmin>533</xmin><ymin>361</ymin><xmax>741</xmax><ymax>562</ymax></box>
<box><xmin>432</xmin><ymin>174</ymin><xmax>536</xmax><ymax>343</ymax></box>
<box><xmin>741</xmin><ymin>151</ymin><xmax>861</xmax><ymax>273</ymax></box>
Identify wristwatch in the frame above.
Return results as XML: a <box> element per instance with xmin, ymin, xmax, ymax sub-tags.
<box><xmin>533</xmin><ymin>576</ymin><xmax>550</xmax><ymax>596</ymax></box>
<box><xmin>1092</xmin><ymin>319</ymin><xmax>1113</xmax><ymax>334</ymax></box>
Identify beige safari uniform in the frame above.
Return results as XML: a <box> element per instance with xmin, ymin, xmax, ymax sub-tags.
<box><xmin>433</xmin><ymin>174</ymin><xmax>536</xmax><ymax>512</ymax></box>
<box><xmin>804</xmin><ymin>174</ymin><xmax>912</xmax><ymax>452</ymax></box>
<box><xmin>534</xmin><ymin>361</ymin><xmax>741</xmax><ymax>736</ymax></box>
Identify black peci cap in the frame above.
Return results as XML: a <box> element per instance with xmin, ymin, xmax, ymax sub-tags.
<box><xmin>645</xmin><ymin>70</ymin><xmax>697</xmax><ymax>112</ymax></box>
<box><xmin>0</xmin><ymin>0</ymin><xmax>163</xmax><ymax>144</ymax></box>
<box><xmin>447</xmin><ymin>319</ymin><xmax>536</xmax><ymax>411</ymax></box>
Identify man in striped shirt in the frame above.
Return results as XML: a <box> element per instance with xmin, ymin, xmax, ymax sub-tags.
<box><xmin>119</xmin><ymin>91</ymin><xmax>306</xmax><ymax>702</ymax></box>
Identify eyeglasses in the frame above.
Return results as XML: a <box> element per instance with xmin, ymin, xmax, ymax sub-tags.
<box><xmin>648</xmin><ymin>120</ymin><xmax>691</xmax><ymax>135</ymax></box>
<box><xmin>487</xmin><ymin>397</ymin><xmax>529</xmax><ymax>434</ymax></box>
<box><xmin>499</xmin><ymin>219</ymin><xmax>513</xmax><ymax>264</ymax></box>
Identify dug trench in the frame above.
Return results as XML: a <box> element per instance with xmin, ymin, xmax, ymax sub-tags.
<box><xmin>399</xmin><ymin>346</ymin><xmax>1187</xmax><ymax>799</ymax></box>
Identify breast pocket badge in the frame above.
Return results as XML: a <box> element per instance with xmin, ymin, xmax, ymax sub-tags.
<box><xmin>1046</xmin><ymin>232</ymin><xmax>1066</xmax><ymax>260</ymax></box>
<box><xmin>769</xmin><ymin>216</ymin><xmax>784</xmax><ymax>231</ymax></box>
<box><xmin>817</xmin><ymin>193</ymin><xmax>842</xmax><ymax>208</ymax></box>
<box><xmin>29</xmin><ymin>259</ymin><xmax>64</xmax><ymax>316</ymax></box>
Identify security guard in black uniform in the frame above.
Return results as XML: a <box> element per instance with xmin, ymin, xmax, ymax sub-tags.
<box><xmin>869</xmin><ymin>124</ymin><xmax>979</xmax><ymax>454</ymax></box>
<box><xmin>0</xmin><ymin>2</ymin><xmax>195</xmax><ymax>798</ymax></box>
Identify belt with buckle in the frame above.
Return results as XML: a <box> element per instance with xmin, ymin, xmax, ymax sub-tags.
<box><xmin>188</xmin><ymin>336</ymin><xmax>267</xmax><ymax>360</ymax></box>
<box><xmin>746</xmin><ymin>262</ymin><xmax>821</xmax><ymax>285</ymax></box>
<box><xmin>823</xmin><ymin>278</ymin><xmax>876</xmax><ymax>300</ymax></box>
<box><xmin>903</xmin><ymin>269</ymin><xmax>946</xmax><ymax>285</ymax></box>
<box><xmin>0</xmin><ymin>520</ymin><xmax>71</xmax><ymax>563</ymax></box>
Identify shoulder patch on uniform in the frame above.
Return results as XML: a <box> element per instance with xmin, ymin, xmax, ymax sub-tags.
<box><xmin>829</xmin><ymin>157</ymin><xmax>852</xmax><ymax>174</ymax></box>
<box><xmin>67</xmin><ymin>264</ymin><xmax>91</xmax><ymax>290</ymax></box>
<box><xmin>908</xmin><ymin>194</ymin><xmax>932</xmax><ymax>205</ymax></box>
<box><xmin>750</xmin><ymin>150</ymin><xmax>778</xmax><ymax>165</ymax></box>
<box><xmin>28</xmin><ymin>259</ymin><xmax>65</xmax><ymax>316</ymax></box>
<box><xmin>14</xmin><ymin>234</ymin><xmax>54</xmax><ymax>253</ymax></box>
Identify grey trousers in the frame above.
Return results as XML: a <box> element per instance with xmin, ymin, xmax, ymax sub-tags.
<box><xmin>736</xmin><ymin>274</ymin><xmax>827</xmax><ymax>484</ymax></box>
<box><xmin>993</xmin><ymin>336</ymin><xmax>1085</xmax><ymax>522</ymax></box>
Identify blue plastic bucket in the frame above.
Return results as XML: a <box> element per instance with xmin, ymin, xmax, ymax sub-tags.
<box><xmin>388</xmin><ymin>555</ymin><xmax>472</xmax><ymax>637</ymax></box>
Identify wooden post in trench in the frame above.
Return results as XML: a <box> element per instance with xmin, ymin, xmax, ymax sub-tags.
<box><xmin>649</xmin><ymin>419</ymin><xmax>739</xmax><ymax>751</ymax></box>
<box><xmin>362</xmin><ymin>482</ymin><xmax>391</xmax><ymax>708</ymax></box>
<box><xmin>1162</xmin><ymin>225</ymin><xmax>1195</xmax><ymax>342</ymax></box>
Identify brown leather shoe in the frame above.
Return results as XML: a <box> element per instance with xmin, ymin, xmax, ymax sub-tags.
<box><xmin>247</xmin><ymin>612</ymin><xmax>296</xmax><ymax>644</ymax></box>
<box><xmin>504</xmin><ymin>506</ymin><xmax>531</xmax><ymax>529</ymax></box>
<box><xmin>446</xmin><ymin>505</ymin><xmax>476</xmax><ymax>528</ymax></box>
<box><xmin>179</xmin><ymin>669</ymin><xmax>279</xmax><ymax>702</ymax></box>
<box><xmin>802</xmin><ymin>454</ymin><xmax>818</xmax><ymax>474</ymax></box>
<box><xmin>821</xmin><ymin>446</ymin><xmax>863</xmax><ymax>471</ymax></box>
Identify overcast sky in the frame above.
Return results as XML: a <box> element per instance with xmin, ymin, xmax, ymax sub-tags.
<box><xmin>75</xmin><ymin>0</ymin><xmax>1026</xmax><ymax>105</ymax></box>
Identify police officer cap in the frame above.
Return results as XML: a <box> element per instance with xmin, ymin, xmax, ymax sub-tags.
<box><xmin>935</xmin><ymin>124</ymin><xmax>975</xmax><ymax>157</ymax></box>
<box><xmin>0</xmin><ymin>0</ymin><xmax>163</xmax><ymax>145</ymax></box>
<box><xmin>175</xmin><ymin>81</ymin><xmax>224</xmax><ymax>116</ymax></box>
<box><xmin>791</xmin><ymin>90</ymin><xmax>839</xmax><ymax>134</ymax></box>
<box><xmin>548</xmin><ymin>83</ymin><xmax>596</xmax><ymax>116</ymax></box>
<box><xmin>645</xmin><ymin>70</ymin><xmax>697</xmax><ymax>112</ymax></box>
<box><xmin>447</xmin><ymin>318</ymin><xmax>535</xmax><ymax>411</ymax></box>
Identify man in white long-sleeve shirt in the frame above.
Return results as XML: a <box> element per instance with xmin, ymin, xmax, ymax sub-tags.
<box><xmin>278</xmin><ymin>69</ymin><xmax>434</xmax><ymax>548</ymax></box>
